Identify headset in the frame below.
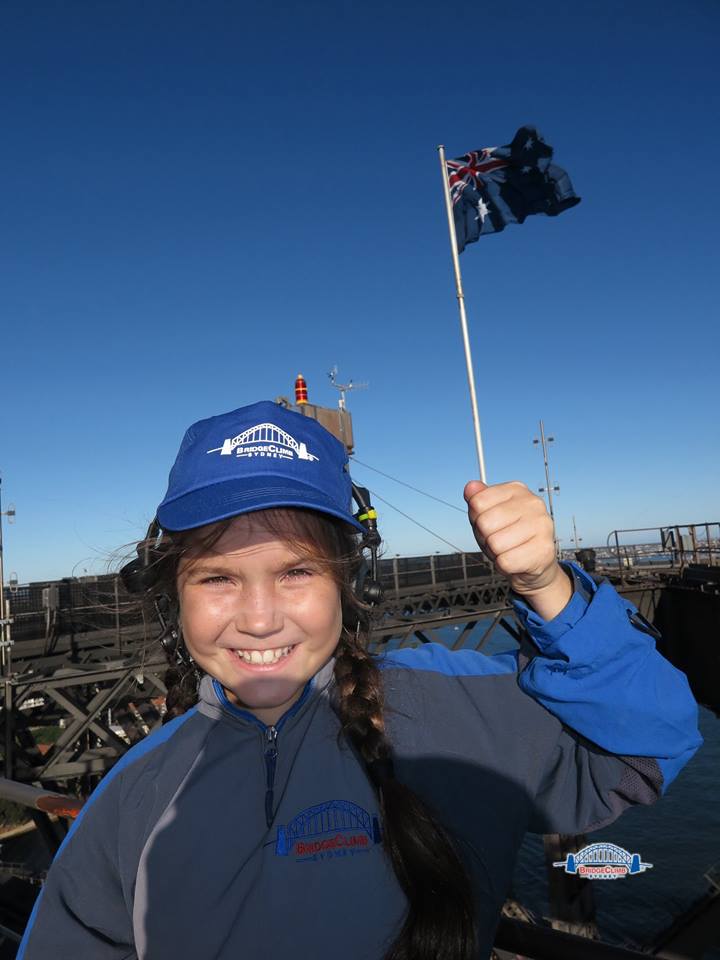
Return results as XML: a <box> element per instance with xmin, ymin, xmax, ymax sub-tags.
<box><xmin>119</xmin><ymin>484</ymin><xmax>384</xmax><ymax>667</ymax></box>
<box><xmin>349</xmin><ymin>484</ymin><xmax>384</xmax><ymax>606</ymax></box>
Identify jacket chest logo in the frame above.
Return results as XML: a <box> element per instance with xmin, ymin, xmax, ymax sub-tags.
<box><xmin>275</xmin><ymin>799</ymin><xmax>382</xmax><ymax>862</ymax></box>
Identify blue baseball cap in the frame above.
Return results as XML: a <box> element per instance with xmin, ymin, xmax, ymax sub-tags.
<box><xmin>156</xmin><ymin>400</ymin><xmax>364</xmax><ymax>533</ymax></box>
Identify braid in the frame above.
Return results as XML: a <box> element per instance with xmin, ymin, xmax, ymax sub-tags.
<box><xmin>162</xmin><ymin>659</ymin><xmax>200</xmax><ymax>724</ymax></box>
<box><xmin>333</xmin><ymin>632</ymin><xmax>387</xmax><ymax>759</ymax></box>
<box><xmin>334</xmin><ymin>629</ymin><xmax>477</xmax><ymax>960</ymax></box>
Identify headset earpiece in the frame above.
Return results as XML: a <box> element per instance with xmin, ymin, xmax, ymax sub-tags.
<box><xmin>119</xmin><ymin>520</ymin><xmax>196</xmax><ymax>672</ymax></box>
<box><xmin>120</xmin><ymin>556</ymin><xmax>154</xmax><ymax>595</ymax></box>
<box><xmin>362</xmin><ymin>580</ymin><xmax>384</xmax><ymax>605</ymax></box>
<box><xmin>351</xmin><ymin>484</ymin><xmax>385</xmax><ymax>606</ymax></box>
<box><xmin>119</xmin><ymin>519</ymin><xmax>164</xmax><ymax>595</ymax></box>
<box><xmin>152</xmin><ymin>594</ymin><xmax>196</xmax><ymax>670</ymax></box>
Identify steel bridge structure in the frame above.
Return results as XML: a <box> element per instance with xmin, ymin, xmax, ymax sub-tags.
<box><xmin>0</xmin><ymin>523</ymin><xmax>717</xmax><ymax>792</ymax></box>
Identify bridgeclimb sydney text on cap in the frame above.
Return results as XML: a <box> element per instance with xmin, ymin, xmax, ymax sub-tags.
<box><xmin>156</xmin><ymin>400</ymin><xmax>364</xmax><ymax>533</ymax></box>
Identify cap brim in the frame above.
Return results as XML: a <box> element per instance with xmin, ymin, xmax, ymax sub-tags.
<box><xmin>157</xmin><ymin>476</ymin><xmax>366</xmax><ymax>534</ymax></box>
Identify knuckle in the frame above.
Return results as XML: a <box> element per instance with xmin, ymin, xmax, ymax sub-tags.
<box><xmin>485</xmin><ymin>531</ymin><xmax>503</xmax><ymax>555</ymax></box>
<box><xmin>542</xmin><ymin>518</ymin><xmax>555</xmax><ymax>540</ymax></box>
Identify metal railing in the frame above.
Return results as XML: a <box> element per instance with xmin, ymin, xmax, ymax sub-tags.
<box><xmin>378</xmin><ymin>551</ymin><xmax>492</xmax><ymax>595</ymax></box>
<box><xmin>0</xmin><ymin>776</ymin><xmax>83</xmax><ymax>820</ymax></box>
<box><xmin>605</xmin><ymin>522</ymin><xmax>719</xmax><ymax>584</ymax></box>
<box><xmin>1</xmin><ymin>555</ymin><xmax>497</xmax><ymax>648</ymax></box>
<box><xmin>4</xmin><ymin>574</ymin><xmax>142</xmax><ymax>646</ymax></box>
<box><xmin>494</xmin><ymin>917</ymin><xmax>657</xmax><ymax>959</ymax></box>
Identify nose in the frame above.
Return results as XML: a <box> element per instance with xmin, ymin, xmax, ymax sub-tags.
<box><xmin>234</xmin><ymin>582</ymin><xmax>283</xmax><ymax>639</ymax></box>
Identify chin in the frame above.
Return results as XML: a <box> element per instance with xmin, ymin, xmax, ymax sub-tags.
<box><xmin>229</xmin><ymin>675</ymin><xmax>305</xmax><ymax>714</ymax></box>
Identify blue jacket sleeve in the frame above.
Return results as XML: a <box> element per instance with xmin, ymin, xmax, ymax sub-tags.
<box><xmin>514</xmin><ymin>563</ymin><xmax>702</xmax><ymax>819</ymax></box>
<box><xmin>17</xmin><ymin>771</ymin><xmax>136</xmax><ymax>960</ymax></box>
<box><xmin>17</xmin><ymin>711</ymin><xmax>198</xmax><ymax>959</ymax></box>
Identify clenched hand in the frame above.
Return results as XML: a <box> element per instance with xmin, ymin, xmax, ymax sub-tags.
<box><xmin>464</xmin><ymin>480</ymin><xmax>573</xmax><ymax>620</ymax></box>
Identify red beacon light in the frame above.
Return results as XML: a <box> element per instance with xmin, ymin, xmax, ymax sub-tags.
<box><xmin>295</xmin><ymin>373</ymin><xmax>308</xmax><ymax>405</ymax></box>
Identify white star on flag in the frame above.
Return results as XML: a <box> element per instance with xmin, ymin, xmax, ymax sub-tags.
<box><xmin>524</xmin><ymin>136</ymin><xmax>534</xmax><ymax>150</ymax></box>
<box><xmin>475</xmin><ymin>198</ymin><xmax>490</xmax><ymax>223</ymax></box>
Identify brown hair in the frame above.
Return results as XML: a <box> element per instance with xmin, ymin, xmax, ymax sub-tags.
<box><xmin>140</xmin><ymin>508</ymin><xmax>476</xmax><ymax>960</ymax></box>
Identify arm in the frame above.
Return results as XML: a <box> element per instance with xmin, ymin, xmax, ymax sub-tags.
<box><xmin>464</xmin><ymin>479</ymin><xmax>702</xmax><ymax>832</ymax></box>
<box><xmin>514</xmin><ymin>562</ymin><xmax>702</xmax><ymax>820</ymax></box>
<box><xmin>18</xmin><ymin>708</ymin><xmax>200</xmax><ymax>959</ymax></box>
<box><xmin>18</xmin><ymin>774</ymin><xmax>136</xmax><ymax>960</ymax></box>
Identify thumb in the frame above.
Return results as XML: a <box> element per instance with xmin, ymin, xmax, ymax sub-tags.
<box><xmin>463</xmin><ymin>480</ymin><xmax>488</xmax><ymax>503</ymax></box>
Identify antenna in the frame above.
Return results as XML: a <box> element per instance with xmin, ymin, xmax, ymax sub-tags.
<box><xmin>327</xmin><ymin>365</ymin><xmax>368</xmax><ymax>410</ymax></box>
<box><xmin>571</xmin><ymin>515</ymin><xmax>583</xmax><ymax>550</ymax></box>
<box><xmin>532</xmin><ymin>419</ymin><xmax>561</xmax><ymax>559</ymax></box>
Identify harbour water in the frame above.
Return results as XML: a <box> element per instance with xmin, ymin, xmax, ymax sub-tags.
<box><xmin>433</xmin><ymin>621</ymin><xmax>720</xmax><ymax>956</ymax></box>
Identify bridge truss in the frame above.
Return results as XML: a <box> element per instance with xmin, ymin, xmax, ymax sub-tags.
<box><xmin>0</xmin><ymin>555</ymin><xmax>716</xmax><ymax>794</ymax></box>
<box><xmin>0</xmin><ymin>570</ymin><xmax>521</xmax><ymax>791</ymax></box>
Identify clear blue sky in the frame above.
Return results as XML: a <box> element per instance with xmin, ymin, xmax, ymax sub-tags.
<box><xmin>2</xmin><ymin>0</ymin><xmax>718</xmax><ymax>583</ymax></box>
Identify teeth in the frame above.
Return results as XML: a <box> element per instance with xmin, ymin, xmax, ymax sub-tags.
<box><xmin>234</xmin><ymin>645</ymin><xmax>293</xmax><ymax>665</ymax></box>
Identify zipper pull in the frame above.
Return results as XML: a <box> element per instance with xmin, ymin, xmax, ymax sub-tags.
<box><xmin>264</xmin><ymin>726</ymin><xmax>279</xmax><ymax>827</ymax></box>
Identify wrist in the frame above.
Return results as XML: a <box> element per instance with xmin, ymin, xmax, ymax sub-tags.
<box><xmin>512</xmin><ymin>563</ymin><xmax>574</xmax><ymax>621</ymax></box>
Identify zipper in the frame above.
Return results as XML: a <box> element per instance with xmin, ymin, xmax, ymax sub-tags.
<box><xmin>211</xmin><ymin>677</ymin><xmax>317</xmax><ymax>827</ymax></box>
<box><xmin>264</xmin><ymin>726</ymin><xmax>278</xmax><ymax>827</ymax></box>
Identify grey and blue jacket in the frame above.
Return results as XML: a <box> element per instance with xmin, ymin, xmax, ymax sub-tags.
<box><xmin>19</xmin><ymin>565</ymin><xmax>702</xmax><ymax>959</ymax></box>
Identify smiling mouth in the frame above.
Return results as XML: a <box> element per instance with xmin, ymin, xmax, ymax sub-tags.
<box><xmin>228</xmin><ymin>645</ymin><xmax>296</xmax><ymax>667</ymax></box>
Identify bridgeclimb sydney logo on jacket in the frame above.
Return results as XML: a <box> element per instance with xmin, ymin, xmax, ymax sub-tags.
<box><xmin>275</xmin><ymin>800</ymin><xmax>382</xmax><ymax>862</ymax></box>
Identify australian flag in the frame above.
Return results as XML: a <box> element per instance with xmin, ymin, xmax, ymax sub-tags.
<box><xmin>447</xmin><ymin>126</ymin><xmax>581</xmax><ymax>252</ymax></box>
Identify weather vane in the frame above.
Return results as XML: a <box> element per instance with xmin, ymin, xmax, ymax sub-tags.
<box><xmin>327</xmin><ymin>366</ymin><xmax>368</xmax><ymax>410</ymax></box>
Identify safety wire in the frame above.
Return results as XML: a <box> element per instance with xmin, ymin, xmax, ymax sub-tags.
<box><xmin>362</xmin><ymin>489</ymin><xmax>465</xmax><ymax>554</ymax></box>
<box><xmin>349</xmin><ymin>457</ymin><xmax>468</xmax><ymax>553</ymax></box>
<box><xmin>350</xmin><ymin>457</ymin><xmax>466</xmax><ymax>513</ymax></box>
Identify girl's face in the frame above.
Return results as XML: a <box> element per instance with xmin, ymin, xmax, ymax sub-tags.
<box><xmin>177</xmin><ymin>512</ymin><xmax>343</xmax><ymax>726</ymax></box>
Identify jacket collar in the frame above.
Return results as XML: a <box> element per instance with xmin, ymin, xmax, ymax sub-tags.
<box><xmin>197</xmin><ymin>657</ymin><xmax>336</xmax><ymax>732</ymax></box>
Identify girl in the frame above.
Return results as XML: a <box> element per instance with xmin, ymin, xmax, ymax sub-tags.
<box><xmin>19</xmin><ymin>400</ymin><xmax>702</xmax><ymax>960</ymax></box>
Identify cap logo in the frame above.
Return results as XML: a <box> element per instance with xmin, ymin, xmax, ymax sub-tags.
<box><xmin>206</xmin><ymin>422</ymin><xmax>319</xmax><ymax>462</ymax></box>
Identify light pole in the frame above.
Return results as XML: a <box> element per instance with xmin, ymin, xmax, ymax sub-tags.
<box><xmin>0</xmin><ymin>476</ymin><xmax>16</xmax><ymax>778</ymax></box>
<box><xmin>533</xmin><ymin>420</ymin><xmax>560</xmax><ymax>557</ymax></box>
<box><xmin>572</xmin><ymin>516</ymin><xmax>583</xmax><ymax>551</ymax></box>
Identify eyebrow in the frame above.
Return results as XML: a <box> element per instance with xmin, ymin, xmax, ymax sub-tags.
<box><xmin>185</xmin><ymin>564</ymin><xmax>236</xmax><ymax>577</ymax></box>
<box><xmin>183</xmin><ymin>558</ymin><xmax>320</xmax><ymax>577</ymax></box>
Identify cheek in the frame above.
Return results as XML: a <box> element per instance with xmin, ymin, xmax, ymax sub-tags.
<box><xmin>179</xmin><ymin>593</ymin><xmax>227</xmax><ymax>652</ymax></box>
<box><xmin>295</xmin><ymin>588</ymin><xmax>342</xmax><ymax>648</ymax></box>
<box><xmin>314</xmin><ymin>596</ymin><xmax>344</xmax><ymax>648</ymax></box>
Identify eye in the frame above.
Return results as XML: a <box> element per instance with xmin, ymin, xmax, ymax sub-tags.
<box><xmin>284</xmin><ymin>567</ymin><xmax>313</xmax><ymax>580</ymax></box>
<box><xmin>201</xmin><ymin>575</ymin><xmax>231</xmax><ymax>585</ymax></box>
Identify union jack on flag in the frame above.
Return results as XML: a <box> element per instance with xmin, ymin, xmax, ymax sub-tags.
<box><xmin>446</xmin><ymin>126</ymin><xmax>581</xmax><ymax>252</ymax></box>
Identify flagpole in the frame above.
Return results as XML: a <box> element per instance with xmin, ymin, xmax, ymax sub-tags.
<box><xmin>437</xmin><ymin>145</ymin><xmax>487</xmax><ymax>484</ymax></box>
